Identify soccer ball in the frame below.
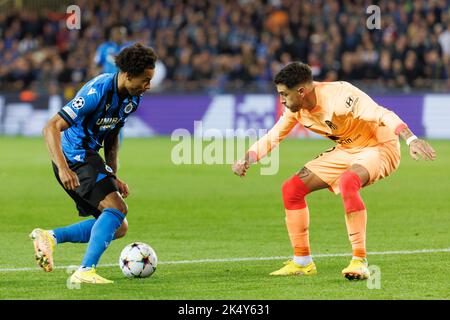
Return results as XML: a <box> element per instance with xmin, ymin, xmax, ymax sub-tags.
<box><xmin>119</xmin><ymin>242</ymin><xmax>157</xmax><ymax>278</ymax></box>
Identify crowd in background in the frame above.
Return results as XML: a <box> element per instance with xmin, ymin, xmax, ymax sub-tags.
<box><xmin>1</xmin><ymin>0</ymin><xmax>450</xmax><ymax>97</ymax></box>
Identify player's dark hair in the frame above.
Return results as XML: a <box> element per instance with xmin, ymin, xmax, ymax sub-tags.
<box><xmin>274</xmin><ymin>62</ymin><xmax>313</xmax><ymax>89</ymax></box>
<box><xmin>115</xmin><ymin>43</ymin><xmax>157</xmax><ymax>76</ymax></box>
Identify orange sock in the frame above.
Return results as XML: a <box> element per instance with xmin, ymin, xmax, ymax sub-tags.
<box><xmin>340</xmin><ymin>171</ymin><xmax>367</xmax><ymax>259</ymax></box>
<box><xmin>285</xmin><ymin>208</ymin><xmax>310</xmax><ymax>256</ymax></box>
<box><xmin>345</xmin><ymin>210</ymin><xmax>367</xmax><ymax>258</ymax></box>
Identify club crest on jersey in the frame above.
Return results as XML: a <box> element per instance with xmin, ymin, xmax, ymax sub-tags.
<box><xmin>72</xmin><ymin>97</ymin><xmax>85</xmax><ymax>109</ymax></box>
<box><xmin>105</xmin><ymin>165</ymin><xmax>113</xmax><ymax>173</ymax></box>
<box><xmin>325</xmin><ymin>120</ymin><xmax>337</xmax><ymax>130</ymax></box>
<box><xmin>124</xmin><ymin>102</ymin><xmax>134</xmax><ymax>114</ymax></box>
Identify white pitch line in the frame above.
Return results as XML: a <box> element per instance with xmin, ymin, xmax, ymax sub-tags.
<box><xmin>0</xmin><ymin>248</ymin><xmax>449</xmax><ymax>273</ymax></box>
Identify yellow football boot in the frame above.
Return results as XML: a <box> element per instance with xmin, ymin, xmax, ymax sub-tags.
<box><xmin>70</xmin><ymin>268</ymin><xmax>114</xmax><ymax>284</ymax></box>
<box><xmin>29</xmin><ymin>228</ymin><xmax>56</xmax><ymax>272</ymax></box>
<box><xmin>270</xmin><ymin>260</ymin><xmax>317</xmax><ymax>276</ymax></box>
<box><xmin>342</xmin><ymin>258</ymin><xmax>369</xmax><ymax>280</ymax></box>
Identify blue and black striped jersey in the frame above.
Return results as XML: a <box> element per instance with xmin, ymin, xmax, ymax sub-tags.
<box><xmin>58</xmin><ymin>73</ymin><xmax>141</xmax><ymax>163</ymax></box>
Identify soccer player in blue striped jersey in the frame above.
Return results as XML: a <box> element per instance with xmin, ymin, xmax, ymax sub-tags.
<box><xmin>30</xmin><ymin>43</ymin><xmax>157</xmax><ymax>284</ymax></box>
<box><xmin>94</xmin><ymin>26</ymin><xmax>130</xmax><ymax>74</ymax></box>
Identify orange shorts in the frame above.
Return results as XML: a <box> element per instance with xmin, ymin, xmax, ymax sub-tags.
<box><xmin>305</xmin><ymin>139</ymin><xmax>401</xmax><ymax>194</ymax></box>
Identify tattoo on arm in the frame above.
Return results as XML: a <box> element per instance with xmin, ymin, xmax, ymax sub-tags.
<box><xmin>398</xmin><ymin>127</ymin><xmax>414</xmax><ymax>141</ymax></box>
<box><xmin>296</xmin><ymin>167</ymin><xmax>311</xmax><ymax>179</ymax></box>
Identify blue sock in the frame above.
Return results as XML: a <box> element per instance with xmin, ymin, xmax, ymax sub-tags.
<box><xmin>53</xmin><ymin>219</ymin><xmax>96</xmax><ymax>244</ymax></box>
<box><xmin>81</xmin><ymin>208</ymin><xmax>125</xmax><ymax>268</ymax></box>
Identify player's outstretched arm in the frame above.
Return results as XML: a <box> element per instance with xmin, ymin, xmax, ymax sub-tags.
<box><xmin>42</xmin><ymin>114</ymin><xmax>80</xmax><ymax>190</ymax></box>
<box><xmin>232</xmin><ymin>109</ymin><xmax>298</xmax><ymax>177</ymax></box>
<box><xmin>340</xmin><ymin>83</ymin><xmax>436</xmax><ymax>161</ymax></box>
<box><xmin>398</xmin><ymin>126</ymin><xmax>436</xmax><ymax>161</ymax></box>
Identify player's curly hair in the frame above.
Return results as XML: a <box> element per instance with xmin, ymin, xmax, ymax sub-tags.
<box><xmin>274</xmin><ymin>62</ymin><xmax>312</xmax><ymax>88</ymax></box>
<box><xmin>115</xmin><ymin>43</ymin><xmax>157</xmax><ymax>76</ymax></box>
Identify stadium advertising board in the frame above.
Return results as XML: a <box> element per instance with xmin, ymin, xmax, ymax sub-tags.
<box><xmin>0</xmin><ymin>93</ymin><xmax>447</xmax><ymax>138</ymax></box>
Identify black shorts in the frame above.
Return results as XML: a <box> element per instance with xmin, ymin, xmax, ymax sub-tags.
<box><xmin>52</xmin><ymin>150</ymin><xmax>119</xmax><ymax>218</ymax></box>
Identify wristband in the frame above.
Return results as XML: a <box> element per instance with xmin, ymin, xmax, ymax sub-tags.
<box><xmin>406</xmin><ymin>135</ymin><xmax>418</xmax><ymax>146</ymax></box>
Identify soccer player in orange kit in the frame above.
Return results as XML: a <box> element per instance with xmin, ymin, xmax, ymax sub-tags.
<box><xmin>232</xmin><ymin>62</ymin><xmax>436</xmax><ymax>280</ymax></box>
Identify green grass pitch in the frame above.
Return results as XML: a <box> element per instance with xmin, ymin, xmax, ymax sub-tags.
<box><xmin>0</xmin><ymin>137</ymin><xmax>449</xmax><ymax>300</ymax></box>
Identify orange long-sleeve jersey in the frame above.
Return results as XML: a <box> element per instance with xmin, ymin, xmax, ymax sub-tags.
<box><xmin>248</xmin><ymin>81</ymin><xmax>406</xmax><ymax>161</ymax></box>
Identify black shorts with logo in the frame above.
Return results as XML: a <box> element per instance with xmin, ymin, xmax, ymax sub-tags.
<box><xmin>52</xmin><ymin>150</ymin><xmax>119</xmax><ymax>218</ymax></box>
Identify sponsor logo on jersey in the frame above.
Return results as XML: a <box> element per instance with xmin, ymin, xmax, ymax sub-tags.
<box><xmin>326</xmin><ymin>134</ymin><xmax>360</xmax><ymax>145</ymax></box>
<box><xmin>96</xmin><ymin>117</ymin><xmax>120</xmax><ymax>131</ymax></box>
<box><xmin>338</xmin><ymin>138</ymin><xmax>353</xmax><ymax>145</ymax></box>
<box><xmin>96</xmin><ymin>117</ymin><xmax>120</xmax><ymax>126</ymax></box>
<box><xmin>72</xmin><ymin>97</ymin><xmax>85</xmax><ymax>109</ymax></box>
<box><xmin>327</xmin><ymin>135</ymin><xmax>352</xmax><ymax>145</ymax></box>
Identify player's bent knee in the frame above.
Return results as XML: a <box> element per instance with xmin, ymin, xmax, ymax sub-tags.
<box><xmin>103</xmin><ymin>201</ymin><xmax>128</xmax><ymax>215</ymax></box>
<box><xmin>340</xmin><ymin>171</ymin><xmax>362</xmax><ymax>195</ymax></box>
<box><xmin>100</xmin><ymin>192</ymin><xmax>128</xmax><ymax>215</ymax></box>
<box><xmin>115</xmin><ymin>201</ymin><xmax>128</xmax><ymax>215</ymax></box>
<box><xmin>339</xmin><ymin>171</ymin><xmax>365</xmax><ymax>213</ymax></box>
<box><xmin>282</xmin><ymin>175</ymin><xmax>310</xmax><ymax>210</ymax></box>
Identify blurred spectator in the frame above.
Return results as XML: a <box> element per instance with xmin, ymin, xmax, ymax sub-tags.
<box><xmin>403</xmin><ymin>50</ymin><xmax>424</xmax><ymax>87</ymax></box>
<box><xmin>438</xmin><ymin>22</ymin><xmax>450</xmax><ymax>63</ymax></box>
<box><xmin>0</xmin><ymin>0</ymin><xmax>449</xmax><ymax>95</ymax></box>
